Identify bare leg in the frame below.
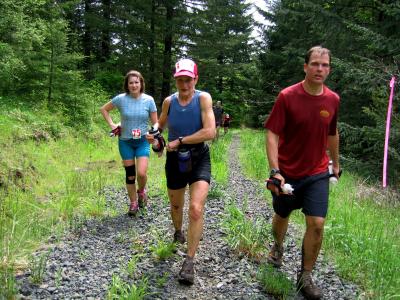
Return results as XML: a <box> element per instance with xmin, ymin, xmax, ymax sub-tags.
<box><xmin>136</xmin><ymin>157</ymin><xmax>149</xmax><ymax>191</ymax></box>
<box><xmin>187</xmin><ymin>181</ymin><xmax>209</xmax><ymax>258</ymax></box>
<box><xmin>168</xmin><ymin>187</ymin><xmax>186</xmax><ymax>231</ymax></box>
<box><xmin>123</xmin><ymin>159</ymin><xmax>137</xmax><ymax>203</ymax></box>
<box><xmin>271</xmin><ymin>213</ymin><xmax>290</xmax><ymax>246</ymax></box>
<box><xmin>302</xmin><ymin>216</ymin><xmax>325</xmax><ymax>271</ymax></box>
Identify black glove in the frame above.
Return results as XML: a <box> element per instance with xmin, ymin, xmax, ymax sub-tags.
<box><xmin>149</xmin><ymin>126</ymin><xmax>166</xmax><ymax>153</ymax></box>
<box><xmin>109</xmin><ymin>126</ymin><xmax>121</xmax><ymax>137</ymax></box>
<box><xmin>152</xmin><ymin>134</ymin><xmax>166</xmax><ymax>152</ymax></box>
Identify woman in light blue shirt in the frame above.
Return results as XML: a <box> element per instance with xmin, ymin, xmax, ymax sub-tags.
<box><xmin>100</xmin><ymin>70</ymin><xmax>158</xmax><ymax>216</ymax></box>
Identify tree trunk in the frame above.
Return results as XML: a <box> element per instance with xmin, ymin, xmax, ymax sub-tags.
<box><xmin>148</xmin><ymin>0</ymin><xmax>156</xmax><ymax>99</ymax></box>
<box><xmin>100</xmin><ymin>0</ymin><xmax>111</xmax><ymax>63</ymax></box>
<box><xmin>83</xmin><ymin>0</ymin><xmax>93</xmax><ymax>78</ymax></box>
<box><xmin>161</xmin><ymin>2</ymin><xmax>174</xmax><ymax>105</ymax></box>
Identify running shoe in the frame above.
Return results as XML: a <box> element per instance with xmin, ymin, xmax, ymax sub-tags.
<box><xmin>137</xmin><ymin>189</ymin><xmax>148</xmax><ymax>208</ymax></box>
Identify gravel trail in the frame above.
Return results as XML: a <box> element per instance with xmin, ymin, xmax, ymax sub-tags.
<box><xmin>16</xmin><ymin>134</ymin><xmax>359</xmax><ymax>299</ymax></box>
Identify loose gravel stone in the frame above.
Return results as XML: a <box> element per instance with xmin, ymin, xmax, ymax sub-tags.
<box><xmin>15</xmin><ymin>135</ymin><xmax>360</xmax><ymax>299</ymax></box>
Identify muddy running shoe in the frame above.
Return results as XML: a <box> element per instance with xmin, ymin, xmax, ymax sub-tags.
<box><xmin>178</xmin><ymin>257</ymin><xmax>194</xmax><ymax>285</ymax></box>
<box><xmin>128</xmin><ymin>201</ymin><xmax>139</xmax><ymax>216</ymax></box>
<box><xmin>267</xmin><ymin>242</ymin><xmax>284</xmax><ymax>267</ymax></box>
<box><xmin>297</xmin><ymin>270</ymin><xmax>322</xmax><ymax>300</ymax></box>
<box><xmin>173</xmin><ymin>230</ymin><xmax>186</xmax><ymax>244</ymax></box>
<box><xmin>137</xmin><ymin>189</ymin><xmax>148</xmax><ymax>208</ymax></box>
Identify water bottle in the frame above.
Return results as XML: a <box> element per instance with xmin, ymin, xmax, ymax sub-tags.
<box><xmin>177</xmin><ymin>148</ymin><xmax>192</xmax><ymax>173</ymax></box>
<box><xmin>328</xmin><ymin>160</ymin><xmax>338</xmax><ymax>184</ymax></box>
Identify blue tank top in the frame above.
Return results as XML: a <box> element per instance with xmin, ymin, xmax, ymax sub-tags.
<box><xmin>168</xmin><ymin>90</ymin><xmax>203</xmax><ymax>141</ymax></box>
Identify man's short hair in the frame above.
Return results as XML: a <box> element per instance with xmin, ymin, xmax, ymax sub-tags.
<box><xmin>305</xmin><ymin>46</ymin><xmax>331</xmax><ymax>65</ymax></box>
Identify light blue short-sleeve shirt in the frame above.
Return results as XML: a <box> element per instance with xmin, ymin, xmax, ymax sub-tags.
<box><xmin>111</xmin><ymin>93</ymin><xmax>157</xmax><ymax>140</ymax></box>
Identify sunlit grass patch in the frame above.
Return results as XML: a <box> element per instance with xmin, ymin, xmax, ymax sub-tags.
<box><xmin>257</xmin><ymin>264</ymin><xmax>296</xmax><ymax>299</ymax></box>
<box><xmin>324</xmin><ymin>175</ymin><xmax>400</xmax><ymax>298</ymax></box>
<box><xmin>210</xmin><ymin>132</ymin><xmax>232</xmax><ymax>185</ymax></box>
<box><xmin>221</xmin><ymin>200</ymin><xmax>271</xmax><ymax>260</ymax></box>
<box><xmin>0</xmin><ymin>264</ymin><xmax>18</xmax><ymax>298</ymax></box>
<box><xmin>238</xmin><ymin>129</ymin><xmax>267</xmax><ymax>181</ymax></box>
<box><xmin>106</xmin><ymin>274</ymin><xmax>150</xmax><ymax>300</ymax></box>
<box><xmin>149</xmin><ymin>228</ymin><xmax>176</xmax><ymax>261</ymax></box>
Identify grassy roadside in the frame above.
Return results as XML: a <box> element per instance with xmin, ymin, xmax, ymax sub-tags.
<box><xmin>0</xmin><ymin>101</ymin><xmax>163</xmax><ymax>297</ymax></box>
<box><xmin>237</xmin><ymin>128</ymin><xmax>400</xmax><ymax>299</ymax></box>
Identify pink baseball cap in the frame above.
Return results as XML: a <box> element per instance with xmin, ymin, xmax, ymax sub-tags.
<box><xmin>174</xmin><ymin>59</ymin><xmax>198</xmax><ymax>78</ymax></box>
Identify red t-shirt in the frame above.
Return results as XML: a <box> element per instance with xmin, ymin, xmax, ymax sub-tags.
<box><xmin>264</xmin><ymin>82</ymin><xmax>339</xmax><ymax>178</ymax></box>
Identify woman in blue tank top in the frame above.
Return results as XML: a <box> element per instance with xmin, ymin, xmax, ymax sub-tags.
<box><xmin>147</xmin><ymin>58</ymin><xmax>215</xmax><ymax>285</ymax></box>
<box><xmin>100</xmin><ymin>70</ymin><xmax>158</xmax><ymax>216</ymax></box>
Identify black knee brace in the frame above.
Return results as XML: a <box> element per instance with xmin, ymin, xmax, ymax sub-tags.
<box><xmin>125</xmin><ymin>165</ymin><xmax>136</xmax><ymax>184</ymax></box>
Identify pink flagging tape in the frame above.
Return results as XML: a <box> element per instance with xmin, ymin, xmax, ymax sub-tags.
<box><xmin>383</xmin><ymin>76</ymin><xmax>396</xmax><ymax>188</ymax></box>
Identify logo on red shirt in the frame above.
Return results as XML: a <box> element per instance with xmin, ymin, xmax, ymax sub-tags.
<box><xmin>320</xmin><ymin>110</ymin><xmax>330</xmax><ymax>118</ymax></box>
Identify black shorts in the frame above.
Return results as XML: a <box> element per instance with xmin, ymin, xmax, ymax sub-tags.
<box><xmin>165</xmin><ymin>143</ymin><xmax>211</xmax><ymax>190</ymax></box>
<box><xmin>271</xmin><ymin>171</ymin><xmax>330</xmax><ymax>218</ymax></box>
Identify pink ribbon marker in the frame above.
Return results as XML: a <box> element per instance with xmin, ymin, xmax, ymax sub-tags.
<box><xmin>383</xmin><ymin>76</ymin><xmax>396</xmax><ymax>188</ymax></box>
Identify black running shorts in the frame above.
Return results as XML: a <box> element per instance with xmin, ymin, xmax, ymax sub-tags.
<box><xmin>165</xmin><ymin>143</ymin><xmax>211</xmax><ymax>190</ymax></box>
<box><xmin>271</xmin><ymin>171</ymin><xmax>330</xmax><ymax>218</ymax></box>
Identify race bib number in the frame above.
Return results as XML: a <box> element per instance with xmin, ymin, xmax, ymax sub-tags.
<box><xmin>131</xmin><ymin>129</ymin><xmax>141</xmax><ymax>139</ymax></box>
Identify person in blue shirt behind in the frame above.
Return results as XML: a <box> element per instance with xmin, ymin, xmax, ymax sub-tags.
<box><xmin>147</xmin><ymin>58</ymin><xmax>215</xmax><ymax>285</ymax></box>
<box><xmin>100</xmin><ymin>70</ymin><xmax>158</xmax><ymax>216</ymax></box>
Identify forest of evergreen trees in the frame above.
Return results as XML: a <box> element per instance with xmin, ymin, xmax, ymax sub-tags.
<box><xmin>1</xmin><ymin>0</ymin><xmax>399</xmax><ymax>184</ymax></box>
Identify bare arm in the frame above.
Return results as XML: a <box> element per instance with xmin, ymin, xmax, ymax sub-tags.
<box><xmin>327</xmin><ymin>129</ymin><xmax>340</xmax><ymax>176</ymax></box>
<box><xmin>167</xmin><ymin>92</ymin><xmax>216</xmax><ymax>150</ymax></box>
<box><xmin>266</xmin><ymin>129</ymin><xmax>284</xmax><ymax>193</ymax></box>
<box><xmin>150</xmin><ymin>111</ymin><xmax>158</xmax><ymax>126</ymax></box>
<box><xmin>145</xmin><ymin>99</ymin><xmax>168</xmax><ymax>145</ymax></box>
<box><xmin>266</xmin><ymin>129</ymin><xmax>280</xmax><ymax>170</ymax></box>
<box><xmin>100</xmin><ymin>101</ymin><xmax>118</xmax><ymax>129</ymax></box>
<box><xmin>157</xmin><ymin>97</ymin><xmax>171</xmax><ymax>131</ymax></box>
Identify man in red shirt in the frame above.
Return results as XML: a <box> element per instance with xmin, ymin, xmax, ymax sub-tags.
<box><xmin>264</xmin><ymin>46</ymin><xmax>340</xmax><ymax>300</ymax></box>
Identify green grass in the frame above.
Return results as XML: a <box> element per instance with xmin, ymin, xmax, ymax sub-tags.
<box><xmin>238</xmin><ymin>128</ymin><xmax>268</xmax><ymax>181</ymax></box>
<box><xmin>238</xmin><ymin>128</ymin><xmax>400</xmax><ymax>299</ymax></box>
<box><xmin>0</xmin><ymin>102</ymin><xmax>167</xmax><ymax>298</ymax></box>
<box><xmin>0</xmin><ymin>134</ymin><xmax>122</xmax><ymax>266</ymax></box>
<box><xmin>221</xmin><ymin>199</ymin><xmax>271</xmax><ymax>260</ymax></box>
<box><xmin>0</xmin><ymin>98</ymin><xmax>172</xmax><ymax>299</ymax></box>
<box><xmin>149</xmin><ymin>228</ymin><xmax>176</xmax><ymax>261</ymax></box>
<box><xmin>210</xmin><ymin>131</ymin><xmax>232</xmax><ymax>185</ymax></box>
<box><xmin>324</xmin><ymin>176</ymin><xmax>400</xmax><ymax>298</ymax></box>
<box><xmin>106</xmin><ymin>274</ymin><xmax>150</xmax><ymax>300</ymax></box>
<box><xmin>257</xmin><ymin>264</ymin><xmax>296</xmax><ymax>299</ymax></box>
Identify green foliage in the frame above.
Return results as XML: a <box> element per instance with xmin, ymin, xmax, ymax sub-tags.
<box><xmin>149</xmin><ymin>228</ymin><xmax>176</xmax><ymax>261</ymax></box>
<box><xmin>125</xmin><ymin>254</ymin><xmax>143</xmax><ymax>279</ymax></box>
<box><xmin>0</xmin><ymin>265</ymin><xmax>18</xmax><ymax>299</ymax></box>
<box><xmin>257</xmin><ymin>264</ymin><xmax>295</xmax><ymax>299</ymax></box>
<box><xmin>107</xmin><ymin>274</ymin><xmax>150</xmax><ymax>300</ymax></box>
<box><xmin>29</xmin><ymin>251</ymin><xmax>50</xmax><ymax>285</ymax></box>
<box><xmin>238</xmin><ymin>129</ymin><xmax>267</xmax><ymax>180</ymax></box>
<box><xmin>210</xmin><ymin>131</ymin><xmax>232</xmax><ymax>184</ymax></box>
<box><xmin>259</xmin><ymin>0</ymin><xmax>400</xmax><ymax>126</ymax></box>
<box><xmin>325</xmin><ymin>175</ymin><xmax>400</xmax><ymax>298</ymax></box>
<box><xmin>221</xmin><ymin>200</ymin><xmax>271</xmax><ymax>260</ymax></box>
<box><xmin>188</xmin><ymin>0</ymin><xmax>262</xmax><ymax>126</ymax></box>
